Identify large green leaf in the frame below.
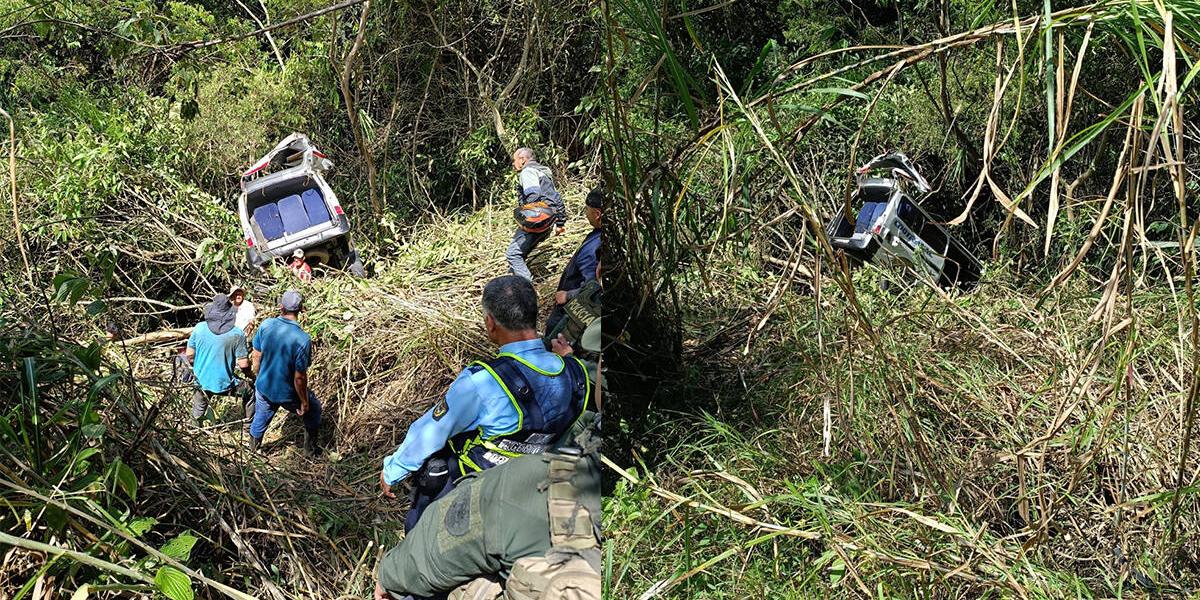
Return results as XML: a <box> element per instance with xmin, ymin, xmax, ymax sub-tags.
<box><xmin>81</xmin><ymin>424</ymin><xmax>106</xmax><ymax>439</ymax></box>
<box><xmin>110</xmin><ymin>459</ymin><xmax>137</xmax><ymax>501</ymax></box>
<box><xmin>52</xmin><ymin>273</ymin><xmax>90</xmax><ymax>305</ymax></box>
<box><xmin>154</xmin><ymin>566</ymin><xmax>193</xmax><ymax>600</ymax></box>
<box><xmin>128</xmin><ymin>517</ymin><xmax>158</xmax><ymax>537</ymax></box>
<box><xmin>159</xmin><ymin>533</ymin><xmax>197</xmax><ymax>562</ymax></box>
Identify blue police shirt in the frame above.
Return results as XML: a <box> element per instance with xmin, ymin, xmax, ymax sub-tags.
<box><xmin>251</xmin><ymin>316</ymin><xmax>312</xmax><ymax>403</ymax></box>
<box><xmin>381</xmin><ymin>339</ymin><xmax>577</xmax><ymax>484</ymax></box>
<box><xmin>187</xmin><ymin>323</ymin><xmax>248</xmax><ymax>393</ymax></box>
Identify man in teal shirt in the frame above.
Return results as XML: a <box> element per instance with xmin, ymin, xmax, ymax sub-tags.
<box><xmin>249</xmin><ymin>290</ymin><xmax>321</xmax><ymax>456</ymax></box>
<box><xmin>379</xmin><ymin>276</ymin><xmax>590</xmax><ymax>532</ymax></box>
<box><xmin>186</xmin><ymin>294</ymin><xmax>253</xmax><ymax>427</ymax></box>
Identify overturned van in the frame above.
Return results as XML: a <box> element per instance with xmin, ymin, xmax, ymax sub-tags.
<box><xmin>825</xmin><ymin>152</ymin><xmax>982</xmax><ymax>289</ymax></box>
<box><xmin>239</xmin><ymin>133</ymin><xmax>365</xmax><ymax>276</ymax></box>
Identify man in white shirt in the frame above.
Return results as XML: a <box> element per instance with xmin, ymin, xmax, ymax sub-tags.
<box><xmin>231</xmin><ymin>285</ymin><xmax>257</xmax><ymax>332</ymax></box>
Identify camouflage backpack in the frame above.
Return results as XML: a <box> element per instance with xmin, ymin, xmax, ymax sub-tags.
<box><xmin>446</xmin><ymin>451</ymin><xmax>601</xmax><ymax>600</ymax></box>
<box><xmin>447</xmin><ymin>578</ymin><xmax>502</xmax><ymax>600</ymax></box>
<box><xmin>545</xmin><ymin>280</ymin><xmax>601</xmax><ymax>353</ymax></box>
<box><xmin>505</xmin><ymin>450</ymin><xmax>601</xmax><ymax>600</ymax></box>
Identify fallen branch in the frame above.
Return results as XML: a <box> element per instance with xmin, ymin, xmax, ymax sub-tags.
<box><xmin>600</xmin><ymin>455</ymin><xmax>820</xmax><ymax>540</ymax></box>
<box><xmin>0</xmin><ymin>531</ymin><xmax>155</xmax><ymax>586</ymax></box>
<box><xmin>119</xmin><ymin>328</ymin><xmax>194</xmax><ymax>347</ymax></box>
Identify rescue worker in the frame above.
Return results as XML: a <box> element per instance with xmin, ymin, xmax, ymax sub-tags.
<box><xmin>248</xmin><ymin>290</ymin><xmax>321</xmax><ymax>456</ymax></box>
<box><xmin>380</xmin><ymin>275</ymin><xmax>590</xmax><ymax>532</ymax></box>
<box><xmin>550</xmin><ymin>259</ymin><xmax>603</xmax><ymax>412</ymax></box>
<box><xmin>374</xmin><ymin>428</ymin><xmax>601</xmax><ymax>600</ymax></box>
<box><xmin>545</xmin><ymin>187</ymin><xmax>601</xmax><ymax>335</ymax></box>
<box><xmin>506</xmin><ymin>148</ymin><xmax>566</xmax><ymax>282</ymax></box>
<box><xmin>185</xmin><ymin>293</ymin><xmax>254</xmax><ymax>428</ymax></box>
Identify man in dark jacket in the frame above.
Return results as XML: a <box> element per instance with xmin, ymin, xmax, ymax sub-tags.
<box><xmin>545</xmin><ymin>187</ymin><xmax>601</xmax><ymax>337</ymax></box>
<box><xmin>506</xmin><ymin>148</ymin><xmax>566</xmax><ymax>282</ymax></box>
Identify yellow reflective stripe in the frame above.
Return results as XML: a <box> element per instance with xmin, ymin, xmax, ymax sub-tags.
<box><xmin>469</xmin><ymin>361</ymin><xmax>524</xmax><ymax>436</ymax></box>
<box><xmin>458</xmin><ymin>453</ymin><xmax>483</xmax><ymax>473</ymax></box>
<box><xmin>575</xmin><ymin>356</ymin><xmax>591</xmax><ymax>412</ymax></box>
<box><xmin>496</xmin><ymin>352</ymin><xmax>565</xmax><ymax>376</ymax></box>
<box><xmin>565</xmin><ymin>356</ymin><xmax>591</xmax><ymax>433</ymax></box>
<box><xmin>456</xmin><ymin>431</ymin><xmax>486</xmax><ymax>472</ymax></box>
<box><xmin>481</xmin><ymin>439</ymin><xmax>522</xmax><ymax>458</ymax></box>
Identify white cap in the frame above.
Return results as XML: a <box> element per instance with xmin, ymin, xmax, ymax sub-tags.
<box><xmin>292</xmin><ymin>248</ymin><xmax>305</xmax><ymax>258</ymax></box>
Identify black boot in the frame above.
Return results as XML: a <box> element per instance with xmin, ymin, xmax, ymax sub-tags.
<box><xmin>248</xmin><ymin>435</ymin><xmax>261</xmax><ymax>453</ymax></box>
<box><xmin>243</xmin><ymin>399</ymin><xmax>256</xmax><ymax>434</ymax></box>
<box><xmin>303</xmin><ymin>427</ymin><xmax>320</xmax><ymax>457</ymax></box>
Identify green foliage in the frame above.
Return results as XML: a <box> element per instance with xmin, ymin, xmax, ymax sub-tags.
<box><xmin>159</xmin><ymin>533</ymin><xmax>198</xmax><ymax>562</ymax></box>
<box><xmin>174</xmin><ymin>64</ymin><xmax>308</xmax><ymax>190</ymax></box>
<box><xmin>606</xmin><ymin>258</ymin><xmax>1200</xmax><ymax>596</ymax></box>
<box><xmin>154</xmin><ymin>566</ymin><xmax>193</xmax><ymax>600</ymax></box>
<box><xmin>604</xmin><ymin>0</ymin><xmax>1200</xmax><ymax>596</ymax></box>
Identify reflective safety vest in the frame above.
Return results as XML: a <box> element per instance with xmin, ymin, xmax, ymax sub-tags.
<box><xmin>447</xmin><ymin>354</ymin><xmax>589</xmax><ymax>475</ymax></box>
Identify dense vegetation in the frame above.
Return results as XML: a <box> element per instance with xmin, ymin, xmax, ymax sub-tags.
<box><xmin>0</xmin><ymin>1</ymin><xmax>599</xmax><ymax>598</ymax></box>
<box><xmin>603</xmin><ymin>0</ymin><xmax>1200</xmax><ymax>597</ymax></box>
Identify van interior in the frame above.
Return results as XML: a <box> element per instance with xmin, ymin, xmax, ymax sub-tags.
<box><xmin>246</xmin><ymin>177</ymin><xmax>332</xmax><ymax>245</ymax></box>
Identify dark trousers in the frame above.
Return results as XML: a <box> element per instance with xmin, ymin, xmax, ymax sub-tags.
<box><xmin>403</xmin><ymin>450</ymin><xmax>463</xmax><ymax>533</ymax></box>
<box><xmin>191</xmin><ymin>380</ymin><xmax>254</xmax><ymax>425</ymax></box>
<box><xmin>505</xmin><ymin>228</ymin><xmax>551</xmax><ymax>282</ymax></box>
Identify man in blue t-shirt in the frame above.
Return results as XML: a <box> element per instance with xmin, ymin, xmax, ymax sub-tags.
<box><xmin>186</xmin><ymin>294</ymin><xmax>253</xmax><ymax>428</ymax></box>
<box><xmin>248</xmin><ymin>290</ymin><xmax>321</xmax><ymax>456</ymax></box>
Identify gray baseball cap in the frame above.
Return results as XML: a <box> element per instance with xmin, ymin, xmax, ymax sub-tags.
<box><xmin>280</xmin><ymin>289</ymin><xmax>303</xmax><ymax>312</ymax></box>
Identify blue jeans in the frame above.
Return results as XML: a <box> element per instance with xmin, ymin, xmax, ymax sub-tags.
<box><xmin>249</xmin><ymin>387</ymin><xmax>321</xmax><ymax>439</ymax></box>
<box><xmin>505</xmin><ymin>228</ymin><xmax>551</xmax><ymax>281</ymax></box>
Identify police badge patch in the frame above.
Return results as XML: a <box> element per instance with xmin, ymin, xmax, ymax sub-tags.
<box><xmin>432</xmin><ymin>398</ymin><xmax>448</xmax><ymax>420</ymax></box>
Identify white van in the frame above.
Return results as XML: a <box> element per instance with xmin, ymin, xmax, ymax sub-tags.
<box><xmin>825</xmin><ymin>152</ymin><xmax>982</xmax><ymax>288</ymax></box>
<box><xmin>239</xmin><ymin>133</ymin><xmax>365</xmax><ymax>276</ymax></box>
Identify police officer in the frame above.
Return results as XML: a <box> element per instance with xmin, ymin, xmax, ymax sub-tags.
<box><xmin>374</xmin><ymin>428</ymin><xmax>601</xmax><ymax>600</ymax></box>
<box><xmin>380</xmin><ymin>276</ymin><xmax>590</xmax><ymax>531</ymax></box>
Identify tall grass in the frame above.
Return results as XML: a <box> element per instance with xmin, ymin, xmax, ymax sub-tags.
<box><xmin>602</xmin><ymin>0</ymin><xmax>1200</xmax><ymax>596</ymax></box>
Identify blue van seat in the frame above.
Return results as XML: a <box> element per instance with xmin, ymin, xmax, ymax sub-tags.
<box><xmin>278</xmin><ymin>194</ymin><xmax>310</xmax><ymax>234</ymax></box>
<box><xmin>854</xmin><ymin>202</ymin><xmax>886</xmax><ymax>234</ymax></box>
<box><xmin>253</xmin><ymin>203</ymin><xmax>285</xmax><ymax>241</ymax></box>
<box><xmin>301</xmin><ymin>188</ymin><xmax>330</xmax><ymax>225</ymax></box>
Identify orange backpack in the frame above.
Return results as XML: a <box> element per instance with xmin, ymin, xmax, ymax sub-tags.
<box><xmin>514</xmin><ymin>197</ymin><xmax>558</xmax><ymax>233</ymax></box>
